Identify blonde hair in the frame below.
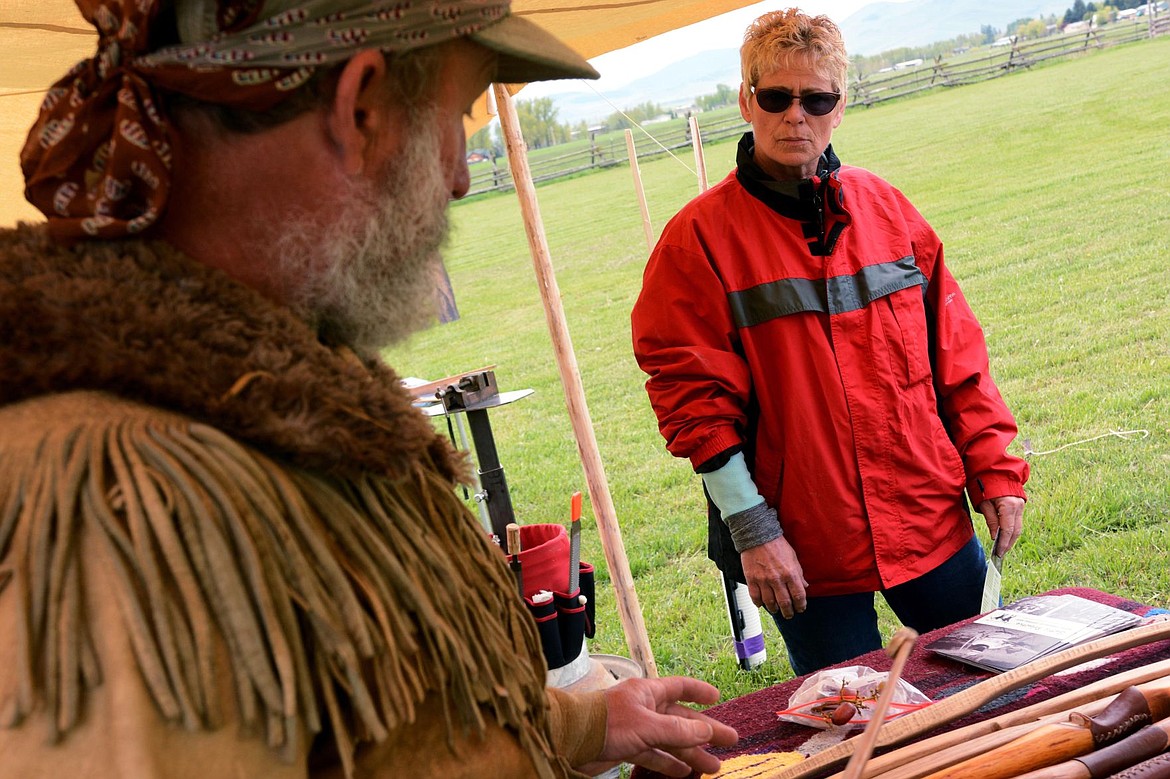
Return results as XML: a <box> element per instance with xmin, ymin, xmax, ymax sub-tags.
<box><xmin>740</xmin><ymin>9</ymin><xmax>850</xmax><ymax>102</ymax></box>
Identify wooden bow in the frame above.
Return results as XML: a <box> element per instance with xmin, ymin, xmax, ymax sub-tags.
<box><xmin>917</xmin><ymin>680</ymin><xmax>1170</xmax><ymax>779</ymax></box>
<box><xmin>842</xmin><ymin>628</ymin><xmax>918</xmax><ymax>779</ymax></box>
<box><xmin>830</xmin><ymin>657</ymin><xmax>1170</xmax><ymax>779</ymax></box>
<box><xmin>1011</xmin><ymin>716</ymin><xmax>1170</xmax><ymax>779</ymax></box>
<box><xmin>771</xmin><ymin>619</ymin><xmax>1170</xmax><ymax>779</ymax></box>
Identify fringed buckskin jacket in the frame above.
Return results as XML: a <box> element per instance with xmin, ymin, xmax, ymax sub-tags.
<box><xmin>0</xmin><ymin>224</ymin><xmax>605</xmax><ymax>778</ymax></box>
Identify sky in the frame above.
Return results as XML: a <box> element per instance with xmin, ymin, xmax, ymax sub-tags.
<box><xmin>521</xmin><ymin>0</ymin><xmax>908</xmax><ymax>100</ymax></box>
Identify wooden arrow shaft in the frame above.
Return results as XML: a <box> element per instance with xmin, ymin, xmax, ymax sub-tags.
<box><xmin>843</xmin><ymin>628</ymin><xmax>918</xmax><ymax>779</ymax></box>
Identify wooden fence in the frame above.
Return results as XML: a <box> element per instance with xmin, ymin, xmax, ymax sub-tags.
<box><xmin>851</xmin><ymin>15</ymin><xmax>1167</xmax><ymax>107</ymax></box>
<box><xmin>466</xmin><ymin>15</ymin><xmax>1167</xmax><ymax>198</ymax></box>
<box><xmin>466</xmin><ymin>112</ymin><xmax>746</xmax><ymax>197</ymax></box>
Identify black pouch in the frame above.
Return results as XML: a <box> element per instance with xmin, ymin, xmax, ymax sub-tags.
<box><xmin>529</xmin><ymin>562</ymin><xmax>597</xmax><ymax>670</ymax></box>
<box><xmin>577</xmin><ymin>562</ymin><xmax>596</xmax><ymax>639</ymax></box>
<box><xmin>527</xmin><ymin>596</ymin><xmax>565</xmax><ymax>670</ymax></box>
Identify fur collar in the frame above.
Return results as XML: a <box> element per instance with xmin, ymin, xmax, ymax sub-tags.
<box><xmin>0</xmin><ymin>223</ymin><xmax>465</xmax><ymax>482</ymax></box>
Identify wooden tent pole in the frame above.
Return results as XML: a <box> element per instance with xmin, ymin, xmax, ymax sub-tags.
<box><xmin>689</xmin><ymin>115</ymin><xmax>709</xmax><ymax>192</ymax></box>
<box><xmin>624</xmin><ymin>129</ymin><xmax>655</xmax><ymax>252</ymax></box>
<box><xmin>493</xmin><ymin>83</ymin><xmax>658</xmax><ymax>678</ymax></box>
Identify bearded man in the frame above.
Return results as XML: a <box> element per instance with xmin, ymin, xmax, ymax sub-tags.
<box><xmin>0</xmin><ymin>1</ymin><xmax>736</xmax><ymax>777</ymax></box>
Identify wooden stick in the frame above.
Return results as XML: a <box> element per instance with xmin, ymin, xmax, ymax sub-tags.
<box><xmin>402</xmin><ymin>365</ymin><xmax>496</xmax><ymax>400</ymax></box>
<box><xmin>843</xmin><ymin>628</ymin><xmax>918</xmax><ymax>779</ymax></box>
<box><xmin>493</xmin><ymin>83</ymin><xmax>658</xmax><ymax>678</ymax></box>
<box><xmin>916</xmin><ymin>676</ymin><xmax>1170</xmax><ymax>779</ymax></box>
<box><xmin>833</xmin><ymin>658</ymin><xmax>1170</xmax><ymax>779</ymax></box>
<box><xmin>506</xmin><ymin>522</ymin><xmax>523</xmax><ymax>598</ymax></box>
<box><xmin>872</xmin><ymin>713</ymin><xmax>1098</xmax><ymax>779</ymax></box>
<box><xmin>689</xmin><ymin>115</ymin><xmax>708</xmax><ymax>193</ymax></box>
<box><xmin>1011</xmin><ymin>716</ymin><xmax>1170</xmax><ymax>779</ymax></box>
<box><xmin>624</xmin><ymin>130</ymin><xmax>655</xmax><ymax>252</ymax></box>
<box><xmin>922</xmin><ymin>721</ymin><xmax>1092</xmax><ymax>779</ymax></box>
<box><xmin>771</xmin><ymin>619</ymin><xmax>1170</xmax><ymax>779</ymax></box>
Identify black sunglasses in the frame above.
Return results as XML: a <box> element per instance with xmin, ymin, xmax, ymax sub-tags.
<box><xmin>751</xmin><ymin>86</ymin><xmax>841</xmax><ymax>116</ymax></box>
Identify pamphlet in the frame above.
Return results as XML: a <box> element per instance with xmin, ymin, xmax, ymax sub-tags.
<box><xmin>925</xmin><ymin>594</ymin><xmax>1143</xmax><ymax>673</ymax></box>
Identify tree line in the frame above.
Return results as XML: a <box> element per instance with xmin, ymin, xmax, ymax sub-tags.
<box><xmin>467</xmin><ymin>85</ymin><xmax>742</xmax><ymax>158</ymax></box>
<box><xmin>852</xmin><ymin>0</ymin><xmax>1159</xmax><ymax>76</ymax></box>
<box><xmin>470</xmin><ymin>0</ymin><xmax>1161</xmax><ymax>154</ymax></box>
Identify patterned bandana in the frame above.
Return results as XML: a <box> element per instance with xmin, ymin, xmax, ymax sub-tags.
<box><xmin>21</xmin><ymin>0</ymin><xmax>509</xmax><ymax>241</ymax></box>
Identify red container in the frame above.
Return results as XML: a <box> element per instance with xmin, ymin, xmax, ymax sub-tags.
<box><xmin>509</xmin><ymin>523</ymin><xmax>570</xmax><ymax>597</ymax></box>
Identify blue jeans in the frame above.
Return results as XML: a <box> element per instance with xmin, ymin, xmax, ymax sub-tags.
<box><xmin>769</xmin><ymin>534</ymin><xmax>986</xmax><ymax>676</ymax></box>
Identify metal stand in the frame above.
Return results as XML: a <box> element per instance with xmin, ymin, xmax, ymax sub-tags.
<box><xmin>422</xmin><ymin>369</ymin><xmax>533</xmax><ymax>541</ymax></box>
<box><xmin>449</xmin><ymin>414</ymin><xmax>491</xmax><ymax>532</ymax></box>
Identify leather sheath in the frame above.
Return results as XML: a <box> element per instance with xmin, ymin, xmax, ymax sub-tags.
<box><xmin>1075</xmin><ymin>688</ymin><xmax>1155</xmax><ymax>745</ymax></box>
<box><xmin>1076</xmin><ymin>726</ymin><xmax>1169</xmax><ymax>777</ymax></box>
<box><xmin>1107</xmin><ymin>751</ymin><xmax>1170</xmax><ymax>779</ymax></box>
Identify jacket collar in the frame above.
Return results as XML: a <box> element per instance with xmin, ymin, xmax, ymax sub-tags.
<box><xmin>734</xmin><ymin>132</ymin><xmax>850</xmax><ymax>256</ymax></box>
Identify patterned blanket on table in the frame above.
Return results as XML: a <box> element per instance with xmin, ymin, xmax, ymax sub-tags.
<box><xmin>632</xmin><ymin>587</ymin><xmax>1170</xmax><ymax>779</ymax></box>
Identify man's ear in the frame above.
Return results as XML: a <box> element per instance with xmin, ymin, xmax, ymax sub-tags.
<box><xmin>327</xmin><ymin>49</ymin><xmax>394</xmax><ymax>176</ymax></box>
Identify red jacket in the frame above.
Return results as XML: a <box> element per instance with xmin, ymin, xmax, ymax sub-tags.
<box><xmin>632</xmin><ymin>144</ymin><xmax>1028</xmax><ymax>596</ymax></box>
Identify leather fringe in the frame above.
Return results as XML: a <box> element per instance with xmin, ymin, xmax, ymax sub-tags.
<box><xmin>0</xmin><ymin>409</ymin><xmax>560</xmax><ymax>777</ymax></box>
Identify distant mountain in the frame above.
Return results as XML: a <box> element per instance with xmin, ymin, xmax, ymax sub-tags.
<box><xmin>538</xmin><ymin>0</ymin><xmax>1073</xmax><ymax>124</ymax></box>
<box><xmin>547</xmin><ymin>48</ymin><xmax>742</xmax><ymax>127</ymax></box>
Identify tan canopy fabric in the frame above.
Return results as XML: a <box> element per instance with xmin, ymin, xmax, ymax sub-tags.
<box><xmin>1</xmin><ymin>0</ymin><xmax>755</xmax><ymax>226</ymax></box>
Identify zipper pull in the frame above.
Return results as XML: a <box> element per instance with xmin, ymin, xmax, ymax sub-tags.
<box><xmin>813</xmin><ymin>183</ymin><xmax>825</xmax><ymax>241</ymax></box>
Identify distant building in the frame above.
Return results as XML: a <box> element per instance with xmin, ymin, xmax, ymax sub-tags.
<box><xmin>1116</xmin><ymin>4</ymin><xmax>1158</xmax><ymax>19</ymax></box>
<box><xmin>893</xmin><ymin>58</ymin><xmax>924</xmax><ymax>70</ymax></box>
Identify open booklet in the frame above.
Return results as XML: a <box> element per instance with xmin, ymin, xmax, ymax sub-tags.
<box><xmin>925</xmin><ymin>593</ymin><xmax>1144</xmax><ymax>673</ymax></box>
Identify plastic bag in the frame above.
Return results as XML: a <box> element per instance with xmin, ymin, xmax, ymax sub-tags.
<box><xmin>775</xmin><ymin>665</ymin><xmax>932</xmax><ymax>730</ymax></box>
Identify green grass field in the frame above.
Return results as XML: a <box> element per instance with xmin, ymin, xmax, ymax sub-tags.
<box><xmin>386</xmin><ymin>36</ymin><xmax>1170</xmax><ymax>702</ymax></box>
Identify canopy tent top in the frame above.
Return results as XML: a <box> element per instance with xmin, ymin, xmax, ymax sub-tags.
<box><xmin>1</xmin><ymin>0</ymin><xmax>757</xmax><ymax>225</ymax></box>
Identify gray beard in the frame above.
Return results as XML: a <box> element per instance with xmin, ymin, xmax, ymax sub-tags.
<box><xmin>276</xmin><ymin>112</ymin><xmax>450</xmax><ymax>358</ymax></box>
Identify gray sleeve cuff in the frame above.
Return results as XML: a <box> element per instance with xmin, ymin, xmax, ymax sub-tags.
<box><xmin>724</xmin><ymin>502</ymin><xmax>783</xmax><ymax>553</ymax></box>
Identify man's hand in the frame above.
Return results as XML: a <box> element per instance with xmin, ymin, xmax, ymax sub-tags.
<box><xmin>741</xmin><ymin>535</ymin><xmax>808</xmax><ymax>618</ymax></box>
<box><xmin>977</xmin><ymin>496</ymin><xmax>1025</xmax><ymax>556</ymax></box>
<box><xmin>575</xmin><ymin>677</ymin><xmax>738</xmax><ymax>778</ymax></box>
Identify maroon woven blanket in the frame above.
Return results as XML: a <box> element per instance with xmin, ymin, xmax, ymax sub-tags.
<box><xmin>632</xmin><ymin>588</ymin><xmax>1170</xmax><ymax>779</ymax></box>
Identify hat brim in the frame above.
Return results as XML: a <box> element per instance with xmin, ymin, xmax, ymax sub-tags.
<box><xmin>472</xmin><ymin>15</ymin><xmax>599</xmax><ymax>83</ymax></box>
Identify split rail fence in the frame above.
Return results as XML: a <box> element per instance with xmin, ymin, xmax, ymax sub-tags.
<box><xmin>466</xmin><ymin>15</ymin><xmax>1167</xmax><ymax>198</ymax></box>
<box><xmin>850</xmin><ymin>14</ymin><xmax>1168</xmax><ymax>107</ymax></box>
